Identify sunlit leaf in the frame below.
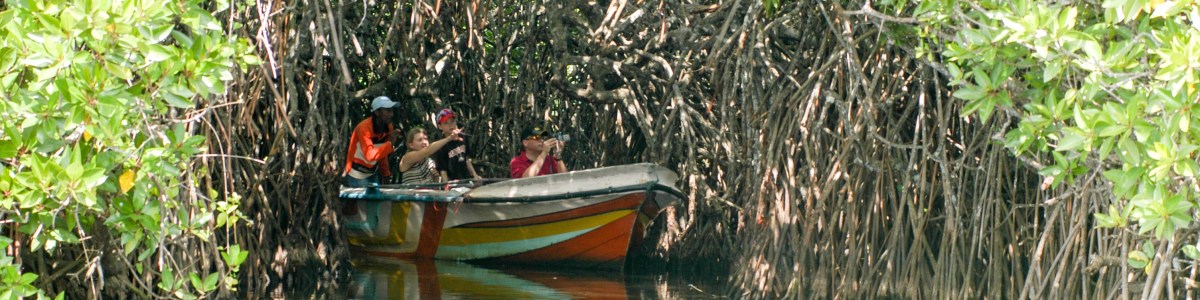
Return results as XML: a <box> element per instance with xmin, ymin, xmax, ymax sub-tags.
<box><xmin>1056</xmin><ymin>128</ymin><xmax>1089</xmax><ymax>152</ymax></box>
<box><xmin>0</xmin><ymin>139</ymin><xmax>16</xmax><ymax>159</ymax></box>
<box><xmin>143</xmin><ymin>44</ymin><xmax>173</xmax><ymax>63</ymax></box>
<box><xmin>119</xmin><ymin>169</ymin><xmax>135</xmax><ymax>194</ymax></box>
<box><xmin>1044</xmin><ymin>60</ymin><xmax>1063</xmax><ymax>82</ymax></box>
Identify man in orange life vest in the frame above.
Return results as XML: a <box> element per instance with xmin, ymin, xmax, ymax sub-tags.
<box><xmin>343</xmin><ymin>96</ymin><xmax>402</xmax><ymax>187</ymax></box>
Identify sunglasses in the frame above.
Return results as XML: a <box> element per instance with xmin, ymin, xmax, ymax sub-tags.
<box><xmin>525</xmin><ymin>135</ymin><xmax>544</xmax><ymax>141</ymax></box>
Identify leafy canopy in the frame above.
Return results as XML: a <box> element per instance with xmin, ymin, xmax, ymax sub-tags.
<box><xmin>0</xmin><ymin>0</ymin><xmax>255</xmax><ymax>298</ymax></box>
<box><xmin>898</xmin><ymin>0</ymin><xmax>1200</xmax><ymax>274</ymax></box>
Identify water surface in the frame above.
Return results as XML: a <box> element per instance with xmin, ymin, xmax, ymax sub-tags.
<box><xmin>343</xmin><ymin>259</ymin><xmax>727</xmax><ymax>299</ymax></box>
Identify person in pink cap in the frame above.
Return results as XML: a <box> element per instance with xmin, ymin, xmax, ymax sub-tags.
<box><xmin>432</xmin><ymin>108</ymin><xmax>483</xmax><ymax>181</ymax></box>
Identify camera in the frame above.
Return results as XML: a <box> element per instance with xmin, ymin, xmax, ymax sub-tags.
<box><xmin>553</xmin><ymin>133</ymin><xmax>571</xmax><ymax>142</ymax></box>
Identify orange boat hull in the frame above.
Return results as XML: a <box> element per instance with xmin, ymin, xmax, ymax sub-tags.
<box><xmin>345</xmin><ymin>191</ymin><xmax>674</xmax><ymax>268</ymax></box>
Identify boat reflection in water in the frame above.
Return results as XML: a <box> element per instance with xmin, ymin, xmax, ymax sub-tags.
<box><xmin>349</xmin><ymin>259</ymin><xmax>628</xmax><ymax>299</ymax></box>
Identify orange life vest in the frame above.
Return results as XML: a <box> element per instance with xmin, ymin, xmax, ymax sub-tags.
<box><xmin>344</xmin><ymin>117</ymin><xmax>395</xmax><ymax>177</ymax></box>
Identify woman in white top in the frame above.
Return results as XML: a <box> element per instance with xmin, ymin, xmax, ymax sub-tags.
<box><xmin>399</xmin><ymin>127</ymin><xmax>461</xmax><ymax>184</ymax></box>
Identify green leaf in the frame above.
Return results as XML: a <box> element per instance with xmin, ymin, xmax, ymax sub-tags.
<box><xmin>1119</xmin><ymin>136</ymin><xmax>1143</xmax><ymax>165</ymax></box>
<box><xmin>18</xmin><ymin>272</ymin><xmax>37</xmax><ymax>286</ymax></box>
<box><xmin>50</xmin><ymin>229</ymin><xmax>79</xmax><ymax>244</ymax></box>
<box><xmin>161</xmin><ymin>92</ymin><xmax>194</xmax><ymax>108</ymax></box>
<box><xmin>1094</xmin><ymin>212</ymin><xmax>1117</xmax><ymax>228</ymax></box>
<box><xmin>159</xmin><ymin>267</ymin><xmax>176</xmax><ymax>291</ymax></box>
<box><xmin>139</xmin><ymin>24</ymin><xmax>173</xmax><ymax>43</ymax></box>
<box><xmin>122</xmin><ymin>234</ymin><xmax>141</xmax><ymax>255</ymax></box>
<box><xmin>972</xmin><ymin>68</ymin><xmax>992</xmax><ymax>89</ymax></box>
<box><xmin>1139</xmin><ymin>215</ymin><xmax>1162</xmax><ymax>235</ymax></box>
<box><xmin>1128</xmin><ymin>250</ymin><xmax>1150</xmax><ymax>269</ymax></box>
<box><xmin>956</xmin><ymin>85</ymin><xmax>988</xmax><ymax>101</ymax></box>
<box><xmin>1181</xmin><ymin>113</ymin><xmax>1190</xmax><ymax>132</ymax></box>
<box><xmin>976</xmin><ymin>97</ymin><xmax>997</xmax><ymax>121</ymax></box>
<box><xmin>1176</xmin><ymin>159</ymin><xmax>1200</xmax><ymax>178</ymax></box>
<box><xmin>1098</xmin><ymin>124</ymin><xmax>1127</xmax><ymax>137</ymax></box>
<box><xmin>1184</xmin><ymin>245</ymin><xmax>1200</xmax><ymax>260</ymax></box>
<box><xmin>1081</xmin><ymin>38</ymin><xmax>1103</xmax><ymax>60</ymax></box>
<box><xmin>65</xmin><ymin>160</ymin><xmax>83</xmax><ymax>182</ymax></box>
<box><xmin>1044</xmin><ymin>60</ymin><xmax>1063</xmax><ymax>82</ymax></box>
<box><xmin>1151</xmin><ymin>0</ymin><xmax>1191</xmax><ymax>18</ymax></box>
<box><xmin>143</xmin><ymin>44</ymin><xmax>173</xmax><ymax>63</ymax></box>
<box><xmin>189</xmin><ymin>273</ymin><xmax>203</xmax><ymax>292</ymax></box>
<box><xmin>203</xmin><ymin>272</ymin><xmax>220</xmax><ymax>291</ymax></box>
<box><xmin>1097</xmin><ymin>137</ymin><xmax>1115</xmax><ymax>161</ymax></box>
<box><xmin>947</xmin><ymin>63</ymin><xmax>964</xmax><ymax>85</ymax></box>
<box><xmin>0</xmin><ymin>47</ymin><xmax>18</xmax><ymax>73</ymax></box>
<box><xmin>1056</xmin><ymin>128</ymin><xmax>1089</xmax><ymax>152</ymax></box>
<box><xmin>81</xmin><ymin>168</ymin><xmax>106</xmax><ymax>190</ymax></box>
<box><xmin>0</xmin><ymin>140</ymin><xmax>16</xmax><ymax>159</ymax></box>
<box><xmin>105</xmin><ymin>62</ymin><xmax>132</xmax><ymax>81</ymax></box>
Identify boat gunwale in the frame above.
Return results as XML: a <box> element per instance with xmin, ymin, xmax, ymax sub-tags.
<box><xmin>340</xmin><ymin>182</ymin><xmax>685</xmax><ymax>204</ymax></box>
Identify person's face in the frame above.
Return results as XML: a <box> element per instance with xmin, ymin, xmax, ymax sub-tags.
<box><xmin>438</xmin><ymin>119</ymin><xmax>457</xmax><ymax>133</ymax></box>
<box><xmin>523</xmin><ymin>134</ymin><xmax>546</xmax><ymax>153</ymax></box>
<box><xmin>408</xmin><ymin>133</ymin><xmax>429</xmax><ymax>151</ymax></box>
<box><xmin>375</xmin><ymin>107</ymin><xmax>394</xmax><ymax>121</ymax></box>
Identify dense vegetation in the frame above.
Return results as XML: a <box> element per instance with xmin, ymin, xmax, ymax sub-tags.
<box><xmin>4</xmin><ymin>0</ymin><xmax>1200</xmax><ymax>298</ymax></box>
<box><xmin>915</xmin><ymin>0</ymin><xmax>1200</xmax><ymax>297</ymax></box>
<box><xmin>0</xmin><ymin>0</ymin><xmax>255</xmax><ymax>298</ymax></box>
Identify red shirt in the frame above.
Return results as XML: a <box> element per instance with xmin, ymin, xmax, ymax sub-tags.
<box><xmin>510</xmin><ymin>151</ymin><xmax>560</xmax><ymax>178</ymax></box>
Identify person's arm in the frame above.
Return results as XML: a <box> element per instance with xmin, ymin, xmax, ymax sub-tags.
<box><xmin>521</xmin><ymin>151</ymin><xmax>549</xmax><ymax>178</ymax></box>
<box><xmin>352</xmin><ymin>125</ymin><xmax>396</xmax><ymax>168</ymax></box>
<box><xmin>554</xmin><ymin>159</ymin><xmax>567</xmax><ymax>173</ymax></box>
<box><xmin>439</xmin><ymin>170</ymin><xmax>450</xmax><ymax>181</ymax></box>
<box><xmin>551</xmin><ymin>139</ymin><xmax>566</xmax><ymax>173</ymax></box>
<box><xmin>466</xmin><ymin>159</ymin><xmax>482</xmax><ymax>179</ymax></box>
<box><xmin>400</xmin><ymin>132</ymin><xmax>460</xmax><ymax>172</ymax></box>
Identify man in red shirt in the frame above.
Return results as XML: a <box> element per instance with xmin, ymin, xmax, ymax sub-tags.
<box><xmin>343</xmin><ymin>96</ymin><xmax>402</xmax><ymax>187</ymax></box>
<box><xmin>510</xmin><ymin>126</ymin><xmax>568</xmax><ymax>178</ymax></box>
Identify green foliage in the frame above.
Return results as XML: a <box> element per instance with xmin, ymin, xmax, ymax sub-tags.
<box><xmin>0</xmin><ymin>0</ymin><xmax>256</xmax><ymax>297</ymax></box>
<box><xmin>893</xmin><ymin>0</ymin><xmax>1200</xmax><ymax>270</ymax></box>
<box><xmin>0</xmin><ymin>238</ymin><xmax>60</xmax><ymax>300</ymax></box>
<box><xmin>763</xmin><ymin>0</ymin><xmax>790</xmax><ymax>18</ymax></box>
<box><xmin>1128</xmin><ymin>240</ymin><xmax>1154</xmax><ymax>274</ymax></box>
<box><xmin>1184</xmin><ymin>244</ymin><xmax>1200</xmax><ymax>260</ymax></box>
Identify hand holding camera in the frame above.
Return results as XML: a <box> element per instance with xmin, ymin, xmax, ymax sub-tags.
<box><xmin>544</xmin><ymin>139</ymin><xmax>564</xmax><ymax>158</ymax></box>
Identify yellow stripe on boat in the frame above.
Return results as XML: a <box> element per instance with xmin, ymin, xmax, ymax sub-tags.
<box><xmin>440</xmin><ymin>210</ymin><xmax>633</xmax><ymax>246</ymax></box>
<box><xmin>349</xmin><ymin>203</ymin><xmax>412</xmax><ymax>245</ymax></box>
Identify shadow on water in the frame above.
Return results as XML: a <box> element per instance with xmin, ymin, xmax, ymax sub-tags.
<box><xmin>279</xmin><ymin>257</ymin><xmax>729</xmax><ymax>299</ymax></box>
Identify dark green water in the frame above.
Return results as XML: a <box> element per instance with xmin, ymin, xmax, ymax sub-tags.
<box><xmin>283</xmin><ymin>258</ymin><xmax>729</xmax><ymax>299</ymax></box>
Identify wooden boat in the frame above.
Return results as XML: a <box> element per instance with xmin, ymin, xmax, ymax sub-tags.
<box><xmin>339</xmin><ymin>163</ymin><xmax>684</xmax><ymax>269</ymax></box>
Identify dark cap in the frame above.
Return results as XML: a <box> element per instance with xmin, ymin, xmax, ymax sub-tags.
<box><xmin>521</xmin><ymin>126</ymin><xmax>549</xmax><ymax>140</ymax></box>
